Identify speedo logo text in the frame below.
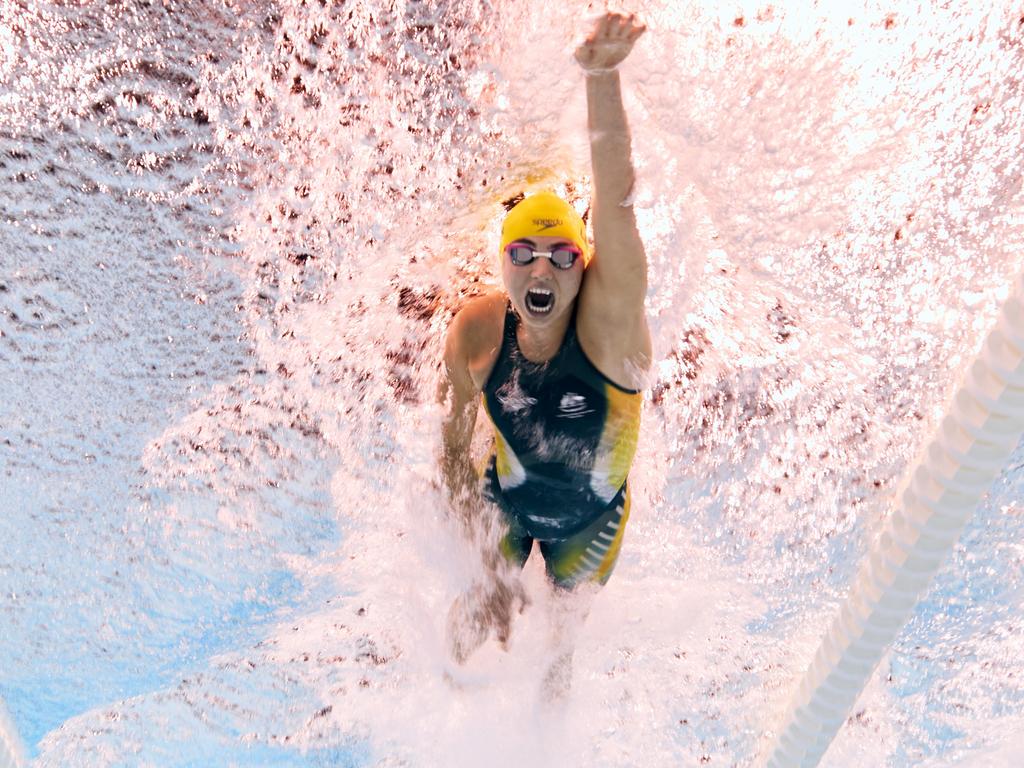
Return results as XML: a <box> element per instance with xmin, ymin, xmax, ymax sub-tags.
<box><xmin>533</xmin><ymin>218</ymin><xmax>563</xmax><ymax>231</ymax></box>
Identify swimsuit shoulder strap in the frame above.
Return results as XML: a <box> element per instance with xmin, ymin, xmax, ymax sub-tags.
<box><xmin>502</xmin><ymin>301</ymin><xmax>518</xmax><ymax>345</ymax></box>
<box><xmin>482</xmin><ymin>302</ymin><xmax>519</xmax><ymax>393</ymax></box>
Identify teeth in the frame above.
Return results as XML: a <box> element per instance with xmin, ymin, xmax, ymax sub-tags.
<box><xmin>526</xmin><ymin>287</ymin><xmax>554</xmax><ymax>314</ymax></box>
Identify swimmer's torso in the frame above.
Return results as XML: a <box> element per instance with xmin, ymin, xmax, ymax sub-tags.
<box><xmin>482</xmin><ymin>303</ymin><xmax>642</xmax><ymax>538</ymax></box>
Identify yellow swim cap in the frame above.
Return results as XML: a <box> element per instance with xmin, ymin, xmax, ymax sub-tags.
<box><xmin>500</xmin><ymin>192</ymin><xmax>591</xmax><ymax>265</ymax></box>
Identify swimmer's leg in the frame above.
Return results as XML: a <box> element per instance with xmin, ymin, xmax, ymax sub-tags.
<box><xmin>540</xmin><ymin>487</ymin><xmax>631</xmax><ymax>590</ymax></box>
<box><xmin>535</xmin><ymin>489</ymin><xmax>631</xmax><ymax>699</ymax></box>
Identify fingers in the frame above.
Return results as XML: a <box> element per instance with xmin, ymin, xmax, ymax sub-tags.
<box><xmin>493</xmin><ymin>586</ymin><xmax>515</xmax><ymax>647</ymax></box>
<box><xmin>495</xmin><ymin>621</ymin><xmax>510</xmax><ymax>647</ymax></box>
<box><xmin>514</xmin><ymin>582</ymin><xmax>530</xmax><ymax>613</ymax></box>
<box><xmin>594</xmin><ymin>11</ymin><xmax>645</xmax><ymax>42</ymax></box>
<box><xmin>575</xmin><ymin>11</ymin><xmax>645</xmax><ymax>69</ymax></box>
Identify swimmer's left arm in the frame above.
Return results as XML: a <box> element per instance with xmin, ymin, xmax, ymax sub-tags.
<box><xmin>575</xmin><ymin>13</ymin><xmax>645</xmax><ymax>212</ymax></box>
<box><xmin>575</xmin><ymin>12</ymin><xmax>652</xmax><ymax>385</ymax></box>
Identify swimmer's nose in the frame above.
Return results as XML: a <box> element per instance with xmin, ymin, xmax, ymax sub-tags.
<box><xmin>529</xmin><ymin>255</ymin><xmax>556</xmax><ymax>279</ymax></box>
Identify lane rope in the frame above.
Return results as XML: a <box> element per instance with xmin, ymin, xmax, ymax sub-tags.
<box><xmin>766</xmin><ymin>273</ymin><xmax>1024</xmax><ymax>767</ymax></box>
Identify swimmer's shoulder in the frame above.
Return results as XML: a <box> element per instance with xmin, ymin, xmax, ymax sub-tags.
<box><xmin>447</xmin><ymin>289</ymin><xmax>507</xmax><ymax>390</ymax></box>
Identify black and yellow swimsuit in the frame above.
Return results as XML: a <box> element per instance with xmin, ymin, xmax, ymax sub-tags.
<box><xmin>481</xmin><ymin>304</ymin><xmax>642</xmax><ymax>588</ymax></box>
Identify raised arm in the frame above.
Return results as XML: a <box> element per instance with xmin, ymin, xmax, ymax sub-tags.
<box><xmin>576</xmin><ymin>14</ymin><xmax>646</xmax><ymax>214</ymax></box>
<box><xmin>574</xmin><ymin>13</ymin><xmax>652</xmax><ymax>388</ymax></box>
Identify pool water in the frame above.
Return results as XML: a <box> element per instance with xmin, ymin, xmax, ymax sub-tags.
<box><xmin>1</xmin><ymin>1</ymin><xmax>1023</xmax><ymax>765</ymax></box>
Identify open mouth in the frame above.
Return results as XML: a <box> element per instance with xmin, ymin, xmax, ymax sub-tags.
<box><xmin>525</xmin><ymin>287</ymin><xmax>554</xmax><ymax>315</ymax></box>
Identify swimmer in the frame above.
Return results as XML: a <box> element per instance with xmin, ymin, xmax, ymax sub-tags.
<box><xmin>438</xmin><ymin>11</ymin><xmax>650</xmax><ymax>691</ymax></box>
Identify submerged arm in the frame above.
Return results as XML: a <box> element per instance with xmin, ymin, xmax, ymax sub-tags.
<box><xmin>439</xmin><ymin>301</ymin><xmax>528</xmax><ymax>661</ymax></box>
<box><xmin>438</xmin><ymin>311</ymin><xmax>485</xmax><ymax>530</ymax></box>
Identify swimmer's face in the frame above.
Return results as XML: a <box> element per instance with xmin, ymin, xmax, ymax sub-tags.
<box><xmin>501</xmin><ymin>235</ymin><xmax>585</xmax><ymax>327</ymax></box>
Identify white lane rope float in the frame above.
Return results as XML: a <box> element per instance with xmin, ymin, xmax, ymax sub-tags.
<box><xmin>0</xmin><ymin>694</ymin><xmax>25</xmax><ymax>768</ymax></box>
<box><xmin>766</xmin><ymin>272</ymin><xmax>1024</xmax><ymax>767</ymax></box>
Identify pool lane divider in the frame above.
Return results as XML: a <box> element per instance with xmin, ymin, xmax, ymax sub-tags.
<box><xmin>0</xmin><ymin>694</ymin><xmax>24</xmax><ymax>768</ymax></box>
<box><xmin>766</xmin><ymin>273</ymin><xmax>1024</xmax><ymax>768</ymax></box>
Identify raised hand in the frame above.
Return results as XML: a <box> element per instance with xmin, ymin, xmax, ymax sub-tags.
<box><xmin>574</xmin><ymin>11</ymin><xmax>646</xmax><ymax>73</ymax></box>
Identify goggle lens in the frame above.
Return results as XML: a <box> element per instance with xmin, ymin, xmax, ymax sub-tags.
<box><xmin>506</xmin><ymin>244</ymin><xmax>581</xmax><ymax>269</ymax></box>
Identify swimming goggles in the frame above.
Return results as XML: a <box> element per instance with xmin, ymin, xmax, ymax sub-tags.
<box><xmin>504</xmin><ymin>242</ymin><xmax>582</xmax><ymax>270</ymax></box>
